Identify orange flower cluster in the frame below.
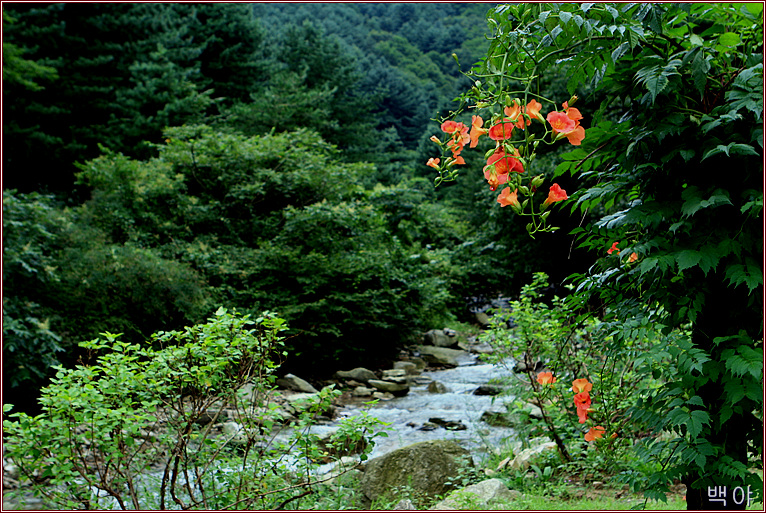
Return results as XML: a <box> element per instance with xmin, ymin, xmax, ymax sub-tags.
<box><xmin>546</xmin><ymin>101</ymin><xmax>585</xmax><ymax>146</ymax></box>
<box><xmin>607</xmin><ymin>241</ymin><xmax>639</xmax><ymax>262</ymax></box>
<box><xmin>572</xmin><ymin>378</ymin><xmax>592</xmax><ymax>424</ymax></box>
<box><xmin>440</xmin><ymin>120</ymin><xmax>469</xmax><ymax>165</ymax></box>
<box><xmin>484</xmin><ymin>147</ymin><xmax>524</xmax><ymax>191</ymax></box>
<box><xmin>427</xmin><ymin>98</ymin><xmax>585</xmax><ymax>221</ymax></box>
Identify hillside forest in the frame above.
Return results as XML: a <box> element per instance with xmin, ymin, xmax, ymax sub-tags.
<box><xmin>2</xmin><ymin>3</ymin><xmax>593</xmax><ymax>411</ymax></box>
<box><xmin>3</xmin><ymin>3</ymin><xmax>763</xmax><ymax>510</ymax></box>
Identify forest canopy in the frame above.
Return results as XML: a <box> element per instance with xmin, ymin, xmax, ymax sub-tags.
<box><xmin>4</xmin><ymin>3</ymin><xmax>590</xmax><ymax>407</ymax></box>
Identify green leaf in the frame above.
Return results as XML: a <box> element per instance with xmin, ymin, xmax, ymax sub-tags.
<box><xmin>689</xmin><ymin>34</ymin><xmax>703</xmax><ymax>46</ymax></box>
<box><xmin>668</xmin><ymin>408</ymin><xmax>710</xmax><ymax>438</ymax></box>
<box><xmin>635</xmin><ymin>59</ymin><xmax>682</xmax><ymax>104</ymax></box>
<box><xmin>676</xmin><ymin>250</ymin><xmax>701</xmax><ymax>272</ymax></box>
<box><xmin>724</xmin><ymin>378</ymin><xmax>746</xmax><ymax>403</ymax></box>
<box><xmin>724</xmin><ymin>261</ymin><xmax>763</xmax><ymax>293</ymax></box>
<box><xmin>718</xmin><ymin>32</ymin><xmax>741</xmax><ymax>47</ymax></box>
<box><xmin>681</xmin><ymin>187</ymin><xmax>732</xmax><ymax>216</ymax></box>
<box><xmin>724</xmin><ymin>346</ymin><xmax>763</xmax><ymax>378</ymax></box>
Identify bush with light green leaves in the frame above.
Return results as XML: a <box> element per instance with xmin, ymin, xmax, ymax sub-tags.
<box><xmin>3</xmin><ymin>308</ymin><xmax>388</xmax><ymax>510</ymax></box>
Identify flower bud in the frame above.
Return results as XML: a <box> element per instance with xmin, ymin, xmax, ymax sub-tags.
<box><xmin>541</xmin><ymin>211</ymin><xmax>551</xmax><ymax>221</ymax></box>
<box><xmin>567</xmin><ymin>95</ymin><xmax>578</xmax><ymax>107</ymax></box>
<box><xmin>531</xmin><ymin>175</ymin><xmax>545</xmax><ymax>188</ymax></box>
<box><xmin>526</xmin><ymin>223</ymin><xmax>534</xmax><ymax>233</ymax></box>
<box><xmin>504</xmin><ymin>94</ymin><xmax>513</xmax><ymax>108</ymax></box>
<box><xmin>519</xmin><ymin>185</ymin><xmax>530</xmax><ymax>196</ymax></box>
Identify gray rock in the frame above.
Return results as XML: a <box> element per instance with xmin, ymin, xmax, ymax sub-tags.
<box><xmin>193</xmin><ymin>409</ymin><xmax>225</xmax><ymax>425</ymax></box>
<box><xmin>284</xmin><ymin>392</ymin><xmax>335</xmax><ymax>417</ymax></box>
<box><xmin>509</xmin><ymin>440</ymin><xmax>558</xmax><ymax>471</ymax></box>
<box><xmin>428</xmin><ymin>417</ymin><xmax>467</xmax><ymax>431</ymax></box>
<box><xmin>427</xmin><ymin>381</ymin><xmax>448</xmax><ymax>394</ymax></box>
<box><xmin>276</xmin><ymin>373</ymin><xmax>318</xmax><ymax>393</ymax></box>
<box><xmin>360</xmin><ymin>440</ymin><xmax>472</xmax><ymax>504</ymax></box>
<box><xmin>458</xmin><ymin>340</ymin><xmax>495</xmax><ymax>354</ymax></box>
<box><xmin>473</xmin><ymin>384</ymin><xmax>503</xmax><ymax>396</ymax></box>
<box><xmin>431</xmin><ymin>478</ymin><xmax>520</xmax><ymax>510</ymax></box>
<box><xmin>335</xmin><ymin>367</ymin><xmax>377</xmax><ymax>383</ymax></box>
<box><xmin>382</xmin><ymin>369</ymin><xmax>407</xmax><ymax>379</ymax></box>
<box><xmin>394</xmin><ymin>498</ymin><xmax>417</xmax><ymax>510</ymax></box>
<box><xmin>525</xmin><ymin>402</ymin><xmax>544</xmax><ymax>419</ymax></box>
<box><xmin>3</xmin><ymin>461</ymin><xmax>20</xmax><ymax>481</ymax></box>
<box><xmin>423</xmin><ymin>329</ymin><xmax>458</xmax><ymax>348</ymax></box>
<box><xmin>415</xmin><ymin>345</ymin><xmax>470</xmax><ymax>367</ymax></box>
<box><xmin>393</xmin><ymin>361</ymin><xmax>419</xmax><ymax>375</ymax></box>
<box><xmin>352</xmin><ymin>386</ymin><xmax>375</xmax><ymax>397</ymax></box>
<box><xmin>368</xmin><ymin>379</ymin><xmax>410</xmax><ymax>397</ymax></box>
<box><xmin>475</xmin><ymin>311</ymin><xmax>491</xmax><ymax>326</ymax></box>
<box><xmin>381</xmin><ymin>369</ymin><xmax>408</xmax><ymax>384</ymax></box>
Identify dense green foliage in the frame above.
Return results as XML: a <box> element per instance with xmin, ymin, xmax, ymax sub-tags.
<box><xmin>5</xmin><ymin>3</ymin><xmax>597</xmax><ymax>404</ymax></box>
<box><xmin>441</xmin><ymin>2</ymin><xmax>763</xmax><ymax>509</ymax></box>
<box><xmin>2</xmin><ymin>3</ymin><xmax>492</xmax><ymax>193</ymax></box>
<box><xmin>3</xmin><ymin>309</ymin><xmax>389</xmax><ymax>509</ymax></box>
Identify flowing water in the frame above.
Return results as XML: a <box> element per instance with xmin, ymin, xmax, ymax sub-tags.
<box><xmin>4</xmin><ymin>355</ymin><xmax>521</xmax><ymax>509</ymax></box>
<box><xmin>335</xmin><ymin>356</ymin><xmax>519</xmax><ymax>464</ymax></box>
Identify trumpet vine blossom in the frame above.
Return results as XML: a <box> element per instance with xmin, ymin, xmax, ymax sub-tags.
<box><xmin>536</xmin><ymin>371</ymin><xmax>556</xmax><ymax>385</ymax></box>
<box><xmin>585</xmin><ymin>426</ymin><xmax>606</xmax><ymax>442</ymax></box>
<box><xmin>574</xmin><ymin>391</ymin><xmax>591</xmax><ymax>423</ymax></box>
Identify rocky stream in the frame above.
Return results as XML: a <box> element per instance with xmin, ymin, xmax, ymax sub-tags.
<box><xmin>4</xmin><ymin>327</ymin><xmax>558</xmax><ymax>510</ymax></box>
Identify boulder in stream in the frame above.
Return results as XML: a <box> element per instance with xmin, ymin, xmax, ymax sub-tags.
<box><xmin>427</xmin><ymin>381</ymin><xmax>448</xmax><ymax>394</ymax></box>
<box><xmin>428</xmin><ymin>417</ymin><xmax>467</xmax><ymax>431</ymax></box>
<box><xmin>335</xmin><ymin>367</ymin><xmax>377</xmax><ymax>383</ymax></box>
<box><xmin>473</xmin><ymin>384</ymin><xmax>503</xmax><ymax>396</ymax></box>
<box><xmin>423</xmin><ymin>329</ymin><xmax>458</xmax><ymax>348</ymax></box>
<box><xmin>368</xmin><ymin>379</ymin><xmax>410</xmax><ymax>397</ymax></box>
<box><xmin>393</xmin><ymin>361</ymin><xmax>419</xmax><ymax>375</ymax></box>
<box><xmin>415</xmin><ymin>345</ymin><xmax>471</xmax><ymax>367</ymax></box>
<box><xmin>360</xmin><ymin>440</ymin><xmax>472</xmax><ymax>505</ymax></box>
<box><xmin>276</xmin><ymin>373</ymin><xmax>318</xmax><ymax>393</ymax></box>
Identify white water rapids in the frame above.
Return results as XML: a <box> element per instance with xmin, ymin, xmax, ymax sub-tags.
<box><xmin>334</xmin><ymin>357</ymin><xmax>519</xmax><ymax>464</ymax></box>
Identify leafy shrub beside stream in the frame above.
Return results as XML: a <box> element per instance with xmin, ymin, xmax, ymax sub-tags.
<box><xmin>478</xmin><ymin>272</ymin><xmax>761</xmax><ymax>506</ymax></box>
<box><xmin>3</xmin><ymin>308</ymin><xmax>389</xmax><ymax>510</ymax></box>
